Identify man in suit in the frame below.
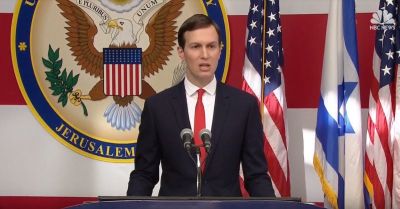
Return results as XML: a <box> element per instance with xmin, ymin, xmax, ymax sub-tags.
<box><xmin>127</xmin><ymin>14</ymin><xmax>275</xmax><ymax>197</ymax></box>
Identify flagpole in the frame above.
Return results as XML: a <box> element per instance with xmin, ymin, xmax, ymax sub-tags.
<box><xmin>260</xmin><ymin>0</ymin><xmax>267</xmax><ymax>116</ymax></box>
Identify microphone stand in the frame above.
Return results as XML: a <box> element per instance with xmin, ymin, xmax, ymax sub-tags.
<box><xmin>186</xmin><ymin>145</ymin><xmax>203</xmax><ymax>197</ymax></box>
<box><xmin>194</xmin><ymin>146</ymin><xmax>202</xmax><ymax>197</ymax></box>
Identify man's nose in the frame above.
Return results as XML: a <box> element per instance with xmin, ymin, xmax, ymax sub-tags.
<box><xmin>201</xmin><ymin>47</ymin><xmax>209</xmax><ymax>58</ymax></box>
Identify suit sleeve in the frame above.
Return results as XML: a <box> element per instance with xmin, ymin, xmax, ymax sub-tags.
<box><xmin>127</xmin><ymin>99</ymin><xmax>160</xmax><ymax>196</ymax></box>
<box><xmin>242</xmin><ymin>96</ymin><xmax>276</xmax><ymax>197</ymax></box>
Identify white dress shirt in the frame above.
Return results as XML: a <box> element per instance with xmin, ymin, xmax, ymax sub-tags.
<box><xmin>184</xmin><ymin>76</ymin><xmax>216</xmax><ymax>132</ymax></box>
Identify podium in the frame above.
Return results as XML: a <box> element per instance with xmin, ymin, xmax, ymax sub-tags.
<box><xmin>66</xmin><ymin>197</ymin><xmax>325</xmax><ymax>209</ymax></box>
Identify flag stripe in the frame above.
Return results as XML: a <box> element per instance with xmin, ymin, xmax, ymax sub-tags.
<box><xmin>376</xmin><ymin>101</ymin><xmax>394</xmax><ymax>191</ymax></box>
<box><xmin>136</xmin><ymin>64</ymin><xmax>140</xmax><ymax>95</ymax></box>
<box><xmin>0</xmin><ymin>13</ymin><xmax>25</xmax><ymax>105</ymax></box>
<box><xmin>263</xmin><ymin>134</ymin><xmax>290</xmax><ymax>196</ymax></box>
<box><xmin>110</xmin><ymin>64</ymin><xmax>113</xmax><ymax>95</ymax></box>
<box><xmin>264</xmin><ymin>93</ymin><xmax>288</xmax><ymax>149</ymax></box>
<box><xmin>343</xmin><ymin>1</ymin><xmax>360</xmax><ymax>72</ymax></box>
<box><xmin>315</xmin><ymin>97</ymin><xmax>340</xmax><ymax>171</ymax></box>
<box><xmin>124</xmin><ymin>64</ymin><xmax>127</xmax><ymax>97</ymax></box>
<box><xmin>365</xmin><ymin>150</ymin><xmax>386</xmax><ymax>209</ymax></box>
<box><xmin>112</xmin><ymin>64</ymin><xmax>116</xmax><ymax>95</ymax></box>
<box><xmin>131</xmin><ymin>64</ymin><xmax>134</xmax><ymax>95</ymax></box>
<box><xmin>241</xmin><ymin>80</ymin><xmax>257</xmax><ymax>99</ymax></box>
<box><xmin>243</xmin><ymin>55</ymin><xmax>262</xmax><ymax>99</ymax></box>
<box><xmin>105</xmin><ymin>64</ymin><xmax>110</xmax><ymax>95</ymax></box>
<box><xmin>127</xmin><ymin>64</ymin><xmax>131</xmax><ymax>96</ymax></box>
<box><xmin>0</xmin><ymin>196</ymin><xmax>97</xmax><ymax>209</ymax></box>
<box><xmin>0</xmin><ymin>0</ymin><xmax>379</xmax><ymax>14</ymax></box>
<box><xmin>118</xmin><ymin>64</ymin><xmax>122</xmax><ymax>96</ymax></box>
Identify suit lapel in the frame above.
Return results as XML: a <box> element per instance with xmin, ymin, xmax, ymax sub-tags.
<box><xmin>205</xmin><ymin>82</ymin><xmax>230</xmax><ymax>171</ymax></box>
<box><xmin>170</xmin><ymin>81</ymin><xmax>191</xmax><ymax>131</ymax></box>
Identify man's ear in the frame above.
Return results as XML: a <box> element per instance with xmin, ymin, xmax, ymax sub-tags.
<box><xmin>177</xmin><ymin>46</ymin><xmax>184</xmax><ymax>60</ymax></box>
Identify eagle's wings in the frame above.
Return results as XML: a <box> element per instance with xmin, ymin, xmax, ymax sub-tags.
<box><xmin>56</xmin><ymin>0</ymin><xmax>103</xmax><ymax>78</ymax></box>
<box><xmin>57</xmin><ymin>0</ymin><xmax>185</xmax><ymax>79</ymax></box>
<box><xmin>142</xmin><ymin>0</ymin><xmax>184</xmax><ymax>77</ymax></box>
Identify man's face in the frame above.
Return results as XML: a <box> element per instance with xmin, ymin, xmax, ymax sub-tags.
<box><xmin>178</xmin><ymin>25</ymin><xmax>221</xmax><ymax>87</ymax></box>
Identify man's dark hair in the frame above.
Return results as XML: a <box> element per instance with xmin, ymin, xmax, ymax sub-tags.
<box><xmin>177</xmin><ymin>14</ymin><xmax>221</xmax><ymax>48</ymax></box>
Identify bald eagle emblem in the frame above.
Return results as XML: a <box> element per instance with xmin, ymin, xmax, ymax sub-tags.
<box><xmin>55</xmin><ymin>0</ymin><xmax>184</xmax><ymax>131</ymax></box>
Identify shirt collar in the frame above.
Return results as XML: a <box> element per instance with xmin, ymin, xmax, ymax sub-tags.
<box><xmin>184</xmin><ymin>76</ymin><xmax>217</xmax><ymax>96</ymax></box>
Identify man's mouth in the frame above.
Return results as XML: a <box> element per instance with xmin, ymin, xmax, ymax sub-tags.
<box><xmin>199</xmin><ymin>63</ymin><xmax>211</xmax><ymax>69</ymax></box>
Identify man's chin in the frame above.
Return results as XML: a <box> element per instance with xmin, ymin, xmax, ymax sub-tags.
<box><xmin>199</xmin><ymin>72</ymin><xmax>214</xmax><ymax>79</ymax></box>
<box><xmin>193</xmin><ymin>75</ymin><xmax>214</xmax><ymax>84</ymax></box>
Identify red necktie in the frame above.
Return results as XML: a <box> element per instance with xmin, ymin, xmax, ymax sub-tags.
<box><xmin>194</xmin><ymin>89</ymin><xmax>207</xmax><ymax>173</ymax></box>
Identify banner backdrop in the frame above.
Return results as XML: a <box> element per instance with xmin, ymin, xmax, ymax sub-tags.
<box><xmin>0</xmin><ymin>0</ymin><xmax>376</xmax><ymax>206</ymax></box>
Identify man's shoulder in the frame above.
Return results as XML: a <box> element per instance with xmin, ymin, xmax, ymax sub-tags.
<box><xmin>146</xmin><ymin>82</ymin><xmax>182</xmax><ymax>103</ymax></box>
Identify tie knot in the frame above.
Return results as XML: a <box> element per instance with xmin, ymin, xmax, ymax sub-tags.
<box><xmin>197</xmin><ymin>89</ymin><xmax>205</xmax><ymax>98</ymax></box>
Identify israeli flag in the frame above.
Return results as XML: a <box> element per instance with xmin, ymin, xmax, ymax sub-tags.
<box><xmin>313</xmin><ymin>0</ymin><xmax>364</xmax><ymax>209</ymax></box>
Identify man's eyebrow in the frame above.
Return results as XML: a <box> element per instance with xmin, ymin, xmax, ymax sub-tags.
<box><xmin>188</xmin><ymin>41</ymin><xmax>219</xmax><ymax>45</ymax></box>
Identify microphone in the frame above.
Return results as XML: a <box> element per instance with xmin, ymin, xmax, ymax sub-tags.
<box><xmin>180</xmin><ymin>128</ymin><xmax>193</xmax><ymax>151</ymax></box>
<box><xmin>199</xmin><ymin>128</ymin><xmax>212</xmax><ymax>153</ymax></box>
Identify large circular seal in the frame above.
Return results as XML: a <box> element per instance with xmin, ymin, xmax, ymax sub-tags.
<box><xmin>11</xmin><ymin>0</ymin><xmax>230</xmax><ymax>163</ymax></box>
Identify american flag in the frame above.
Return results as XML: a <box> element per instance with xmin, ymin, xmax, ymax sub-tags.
<box><xmin>241</xmin><ymin>0</ymin><xmax>290</xmax><ymax>197</ymax></box>
<box><xmin>103</xmin><ymin>48</ymin><xmax>142</xmax><ymax>97</ymax></box>
<box><xmin>313</xmin><ymin>0</ymin><xmax>364</xmax><ymax>209</ymax></box>
<box><xmin>365</xmin><ymin>1</ymin><xmax>398</xmax><ymax>209</ymax></box>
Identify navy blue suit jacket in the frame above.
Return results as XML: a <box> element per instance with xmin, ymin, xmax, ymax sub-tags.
<box><xmin>127</xmin><ymin>81</ymin><xmax>275</xmax><ymax>197</ymax></box>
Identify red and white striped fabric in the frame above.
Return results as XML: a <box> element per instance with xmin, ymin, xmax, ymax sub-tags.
<box><xmin>364</xmin><ymin>1</ymin><xmax>396</xmax><ymax>209</ymax></box>
<box><xmin>241</xmin><ymin>0</ymin><xmax>290</xmax><ymax>197</ymax></box>
<box><xmin>104</xmin><ymin>63</ymin><xmax>142</xmax><ymax>97</ymax></box>
<box><xmin>365</xmin><ymin>60</ymin><xmax>394</xmax><ymax>204</ymax></box>
<box><xmin>365</xmin><ymin>57</ymin><xmax>395</xmax><ymax>209</ymax></box>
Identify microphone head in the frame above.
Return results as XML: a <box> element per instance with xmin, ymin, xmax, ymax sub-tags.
<box><xmin>199</xmin><ymin>129</ymin><xmax>212</xmax><ymax>153</ymax></box>
<box><xmin>180</xmin><ymin>128</ymin><xmax>194</xmax><ymax>151</ymax></box>
<box><xmin>199</xmin><ymin>128</ymin><xmax>212</xmax><ymax>139</ymax></box>
<box><xmin>180</xmin><ymin>128</ymin><xmax>193</xmax><ymax>139</ymax></box>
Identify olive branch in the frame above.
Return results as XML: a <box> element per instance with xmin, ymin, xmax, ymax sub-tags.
<box><xmin>42</xmin><ymin>45</ymin><xmax>88</xmax><ymax>116</ymax></box>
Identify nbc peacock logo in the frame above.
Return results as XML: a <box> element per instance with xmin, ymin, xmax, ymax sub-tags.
<box><xmin>370</xmin><ymin>8</ymin><xmax>396</xmax><ymax>30</ymax></box>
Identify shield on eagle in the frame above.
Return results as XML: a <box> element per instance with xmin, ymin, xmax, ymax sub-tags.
<box><xmin>103</xmin><ymin>48</ymin><xmax>143</xmax><ymax>97</ymax></box>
